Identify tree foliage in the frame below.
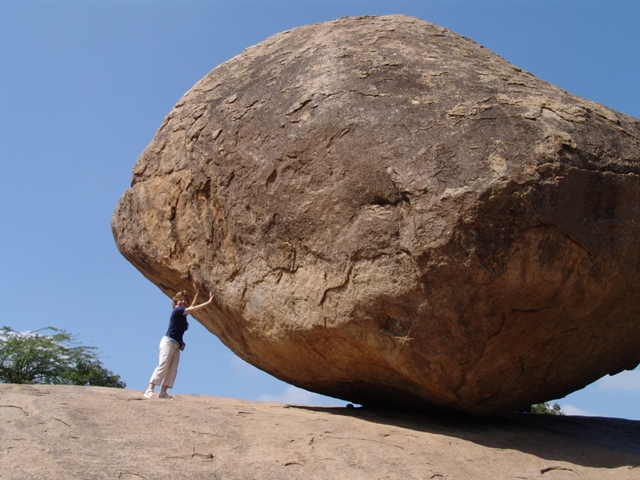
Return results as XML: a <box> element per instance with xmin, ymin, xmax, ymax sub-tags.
<box><xmin>0</xmin><ymin>326</ymin><xmax>125</xmax><ymax>388</ymax></box>
<box><xmin>529</xmin><ymin>402</ymin><xmax>564</xmax><ymax>415</ymax></box>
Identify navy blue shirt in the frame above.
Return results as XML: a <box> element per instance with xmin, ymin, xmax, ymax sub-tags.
<box><xmin>166</xmin><ymin>306</ymin><xmax>189</xmax><ymax>346</ymax></box>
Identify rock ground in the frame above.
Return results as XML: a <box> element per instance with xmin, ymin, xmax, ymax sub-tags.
<box><xmin>1</xmin><ymin>384</ymin><xmax>639</xmax><ymax>479</ymax></box>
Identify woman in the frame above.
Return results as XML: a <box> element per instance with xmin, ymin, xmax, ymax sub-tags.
<box><xmin>144</xmin><ymin>288</ymin><xmax>214</xmax><ymax>399</ymax></box>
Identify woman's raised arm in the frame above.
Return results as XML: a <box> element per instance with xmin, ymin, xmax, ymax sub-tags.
<box><xmin>185</xmin><ymin>291</ymin><xmax>215</xmax><ymax>315</ymax></box>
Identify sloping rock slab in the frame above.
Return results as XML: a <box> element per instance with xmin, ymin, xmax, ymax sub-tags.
<box><xmin>112</xmin><ymin>15</ymin><xmax>640</xmax><ymax>414</ymax></box>
<box><xmin>1</xmin><ymin>385</ymin><xmax>640</xmax><ymax>480</ymax></box>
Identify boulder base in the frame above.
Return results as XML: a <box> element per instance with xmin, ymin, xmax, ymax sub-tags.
<box><xmin>112</xmin><ymin>15</ymin><xmax>640</xmax><ymax>414</ymax></box>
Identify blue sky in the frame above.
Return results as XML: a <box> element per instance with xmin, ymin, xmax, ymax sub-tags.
<box><xmin>1</xmin><ymin>0</ymin><xmax>639</xmax><ymax>419</ymax></box>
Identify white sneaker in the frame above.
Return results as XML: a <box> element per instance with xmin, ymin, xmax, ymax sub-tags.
<box><xmin>158</xmin><ymin>392</ymin><xmax>173</xmax><ymax>400</ymax></box>
<box><xmin>143</xmin><ymin>389</ymin><xmax>155</xmax><ymax>399</ymax></box>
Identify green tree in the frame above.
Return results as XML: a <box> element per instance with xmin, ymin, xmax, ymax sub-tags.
<box><xmin>529</xmin><ymin>402</ymin><xmax>564</xmax><ymax>415</ymax></box>
<box><xmin>0</xmin><ymin>326</ymin><xmax>125</xmax><ymax>388</ymax></box>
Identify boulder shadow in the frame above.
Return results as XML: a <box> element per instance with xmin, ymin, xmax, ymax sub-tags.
<box><xmin>291</xmin><ymin>405</ymin><xmax>640</xmax><ymax>469</ymax></box>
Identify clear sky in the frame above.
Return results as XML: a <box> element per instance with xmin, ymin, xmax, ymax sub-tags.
<box><xmin>1</xmin><ymin>0</ymin><xmax>638</xmax><ymax>419</ymax></box>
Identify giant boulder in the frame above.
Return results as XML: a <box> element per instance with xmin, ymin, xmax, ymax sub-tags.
<box><xmin>112</xmin><ymin>15</ymin><xmax>640</xmax><ymax>415</ymax></box>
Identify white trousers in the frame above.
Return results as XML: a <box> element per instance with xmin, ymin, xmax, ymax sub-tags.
<box><xmin>149</xmin><ymin>336</ymin><xmax>181</xmax><ymax>389</ymax></box>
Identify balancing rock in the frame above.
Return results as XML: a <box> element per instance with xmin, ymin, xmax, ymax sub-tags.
<box><xmin>112</xmin><ymin>15</ymin><xmax>640</xmax><ymax>414</ymax></box>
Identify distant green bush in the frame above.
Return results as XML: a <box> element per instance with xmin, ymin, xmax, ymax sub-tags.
<box><xmin>529</xmin><ymin>402</ymin><xmax>564</xmax><ymax>415</ymax></box>
<box><xmin>0</xmin><ymin>326</ymin><xmax>125</xmax><ymax>388</ymax></box>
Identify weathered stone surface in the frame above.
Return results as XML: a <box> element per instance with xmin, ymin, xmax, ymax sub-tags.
<box><xmin>112</xmin><ymin>15</ymin><xmax>640</xmax><ymax>415</ymax></box>
<box><xmin>3</xmin><ymin>385</ymin><xmax>640</xmax><ymax>479</ymax></box>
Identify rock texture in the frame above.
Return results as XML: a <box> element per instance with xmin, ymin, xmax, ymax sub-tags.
<box><xmin>2</xmin><ymin>385</ymin><xmax>639</xmax><ymax>480</ymax></box>
<box><xmin>112</xmin><ymin>15</ymin><xmax>640</xmax><ymax>415</ymax></box>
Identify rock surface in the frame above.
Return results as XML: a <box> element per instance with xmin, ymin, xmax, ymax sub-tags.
<box><xmin>112</xmin><ymin>15</ymin><xmax>640</xmax><ymax>415</ymax></box>
<box><xmin>1</xmin><ymin>385</ymin><xmax>639</xmax><ymax>480</ymax></box>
